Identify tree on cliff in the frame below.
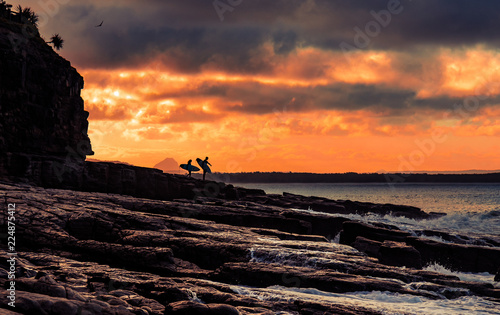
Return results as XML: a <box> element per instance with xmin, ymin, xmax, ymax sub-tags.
<box><xmin>0</xmin><ymin>1</ymin><xmax>9</xmax><ymax>13</ymax></box>
<box><xmin>0</xmin><ymin>1</ymin><xmax>10</xmax><ymax>12</ymax></box>
<box><xmin>16</xmin><ymin>5</ymin><xmax>38</xmax><ymax>26</ymax></box>
<box><xmin>47</xmin><ymin>34</ymin><xmax>64</xmax><ymax>50</ymax></box>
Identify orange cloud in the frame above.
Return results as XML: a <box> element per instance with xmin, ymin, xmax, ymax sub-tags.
<box><xmin>80</xmin><ymin>45</ymin><xmax>500</xmax><ymax>172</ymax></box>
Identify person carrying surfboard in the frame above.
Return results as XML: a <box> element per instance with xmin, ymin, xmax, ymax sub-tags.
<box><xmin>197</xmin><ymin>156</ymin><xmax>212</xmax><ymax>181</ymax></box>
<box><xmin>186</xmin><ymin>159</ymin><xmax>193</xmax><ymax>177</ymax></box>
<box><xmin>180</xmin><ymin>159</ymin><xmax>200</xmax><ymax>177</ymax></box>
<box><xmin>202</xmin><ymin>157</ymin><xmax>211</xmax><ymax>180</ymax></box>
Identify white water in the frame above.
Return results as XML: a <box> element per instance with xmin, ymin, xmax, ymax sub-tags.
<box><xmin>235</xmin><ymin>183</ymin><xmax>500</xmax><ymax>314</ymax></box>
<box><xmin>291</xmin><ymin>208</ymin><xmax>500</xmax><ymax>241</ymax></box>
<box><xmin>424</xmin><ymin>263</ymin><xmax>499</xmax><ymax>287</ymax></box>
<box><xmin>236</xmin><ymin>183</ymin><xmax>500</xmax><ymax>238</ymax></box>
<box><xmin>231</xmin><ymin>285</ymin><xmax>500</xmax><ymax>315</ymax></box>
<box><xmin>245</xmin><ymin>235</ymin><xmax>500</xmax><ymax>314</ymax></box>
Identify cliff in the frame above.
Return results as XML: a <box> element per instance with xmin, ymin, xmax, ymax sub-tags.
<box><xmin>0</xmin><ymin>16</ymin><xmax>92</xmax><ymax>188</ymax></box>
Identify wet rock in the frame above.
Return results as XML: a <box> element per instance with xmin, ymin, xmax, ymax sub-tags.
<box><xmin>339</xmin><ymin>221</ymin><xmax>411</xmax><ymax>245</ymax></box>
<box><xmin>249</xmin><ymin>228</ymin><xmax>328</xmax><ymax>242</ymax></box>
<box><xmin>223</xmin><ymin>185</ymin><xmax>239</xmax><ymax>200</ymax></box>
<box><xmin>0</xmin><ymin>290</ymin><xmax>136</xmax><ymax>315</ymax></box>
<box><xmin>241</xmin><ymin>192</ymin><xmax>432</xmax><ymax>219</ymax></box>
<box><xmin>16</xmin><ymin>275</ymin><xmax>67</xmax><ymax>298</ymax></box>
<box><xmin>213</xmin><ymin>262</ymin><xmax>414</xmax><ymax>295</ymax></box>
<box><xmin>0</xmin><ymin>181</ymin><xmax>499</xmax><ymax>314</ymax></box>
<box><xmin>166</xmin><ymin>301</ymin><xmax>240</xmax><ymax>315</ymax></box>
<box><xmin>351</xmin><ymin>236</ymin><xmax>381</xmax><ymax>258</ymax></box>
<box><xmin>234</xmin><ymin>187</ymin><xmax>266</xmax><ymax>198</ymax></box>
<box><xmin>292</xmin><ymin>299</ymin><xmax>383</xmax><ymax>315</ymax></box>
<box><xmin>378</xmin><ymin>240</ymin><xmax>422</xmax><ymax>269</ymax></box>
<box><xmin>340</xmin><ymin>221</ymin><xmax>500</xmax><ymax>273</ymax></box>
<box><xmin>417</xmin><ymin>230</ymin><xmax>470</xmax><ymax>244</ymax></box>
<box><xmin>72</xmin><ymin>240</ymin><xmax>175</xmax><ymax>271</ymax></box>
<box><xmin>0</xmin><ymin>308</ymin><xmax>23</xmax><ymax>315</ymax></box>
<box><xmin>406</xmin><ymin>236</ymin><xmax>500</xmax><ymax>273</ymax></box>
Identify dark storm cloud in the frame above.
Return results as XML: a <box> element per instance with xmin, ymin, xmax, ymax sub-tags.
<box><xmin>218</xmin><ymin>82</ymin><xmax>491</xmax><ymax>115</ymax></box>
<box><xmin>47</xmin><ymin>0</ymin><xmax>500</xmax><ymax>70</ymax></box>
<box><xmin>413</xmin><ymin>94</ymin><xmax>500</xmax><ymax>113</ymax></box>
<box><xmin>311</xmin><ymin>84</ymin><xmax>414</xmax><ymax>111</ymax></box>
<box><xmin>293</xmin><ymin>0</ymin><xmax>500</xmax><ymax>50</ymax></box>
<box><xmin>208</xmin><ymin>80</ymin><xmax>500</xmax><ymax>117</ymax></box>
<box><xmin>55</xmin><ymin>1</ymin><xmax>272</xmax><ymax>72</ymax></box>
<box><xmin>22</xmin><ymin>0</ymin><xmax>500</xmax><ymax>117</ymax></box>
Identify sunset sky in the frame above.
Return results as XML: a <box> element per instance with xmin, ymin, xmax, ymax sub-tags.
<box><xmin>13</xmin><ymin>0</ymin><xmax>500</xmax><ymax>173</ymax></box>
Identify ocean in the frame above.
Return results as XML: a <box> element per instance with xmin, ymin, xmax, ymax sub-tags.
<box><xmin>234</xmin><ymin>182</ymin><xmax>500</xmax><ymax>236</ymax></box>
<box><xmin>232</xmin><ymin>182</ymin><xmax>500</xmax><ymax>315</ymax></box>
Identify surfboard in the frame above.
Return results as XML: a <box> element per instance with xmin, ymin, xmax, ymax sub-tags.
<box><xmin>196</xmin><ymin>158</ymin><xmax>212</xmax><ymax>173</ymax></box>
<box><xmin>180</xmin><ymin>164</ymin><xmax>200</xmax><ymax>172</ymax></box>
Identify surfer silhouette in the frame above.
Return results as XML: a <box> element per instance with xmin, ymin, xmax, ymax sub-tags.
<box><xmin>180</xmin><ymin>159</ymin><xmax>200</xmax><ymax>176</ymax></box>
<box><xmin>186</xmin><ymin>159</ymin><xmax>193</xmax><ymax>177</ymax></box>
<box><xmin>201</xmin><ymin>157</ymin><xmax>212</xmax><ymax>180</ymax></box>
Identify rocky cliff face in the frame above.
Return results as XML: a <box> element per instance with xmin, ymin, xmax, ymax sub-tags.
<box><xmin>0</xmin><ymin>18</ymin><xmax>92</xmax><ymax>187</ymax></box>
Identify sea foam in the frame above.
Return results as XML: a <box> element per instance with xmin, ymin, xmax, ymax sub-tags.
<box><xmin>231</xmin><ymin>285</ymin><xmax>500</xmax><ymax>315</ymax></box>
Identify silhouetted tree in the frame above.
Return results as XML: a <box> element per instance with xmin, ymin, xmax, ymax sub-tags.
<box><xmin>16</xmin><ymin>4</ymin><xmax>38</xmax><ymax>26</ymax></box>
<box><xmin>0</xmin><ymin>1</ymin><xmax>10</xmax><ymax>17</ymax></box>
<box><xmin>47</xmin><ymin>34</ymin><xmax>64</xmax><ymax>50</ymax></box>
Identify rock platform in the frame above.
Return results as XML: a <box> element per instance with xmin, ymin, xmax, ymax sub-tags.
<box><xmin>1</xmin><ymin>180</ymin><xmax>499</xmax><ymax>314</ymax></box>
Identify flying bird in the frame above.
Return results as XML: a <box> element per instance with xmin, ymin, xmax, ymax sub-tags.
<box><xmin>95</xmin><ymin>21</ymin><xmax>103</xmax><ymax>27</ymax></box>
